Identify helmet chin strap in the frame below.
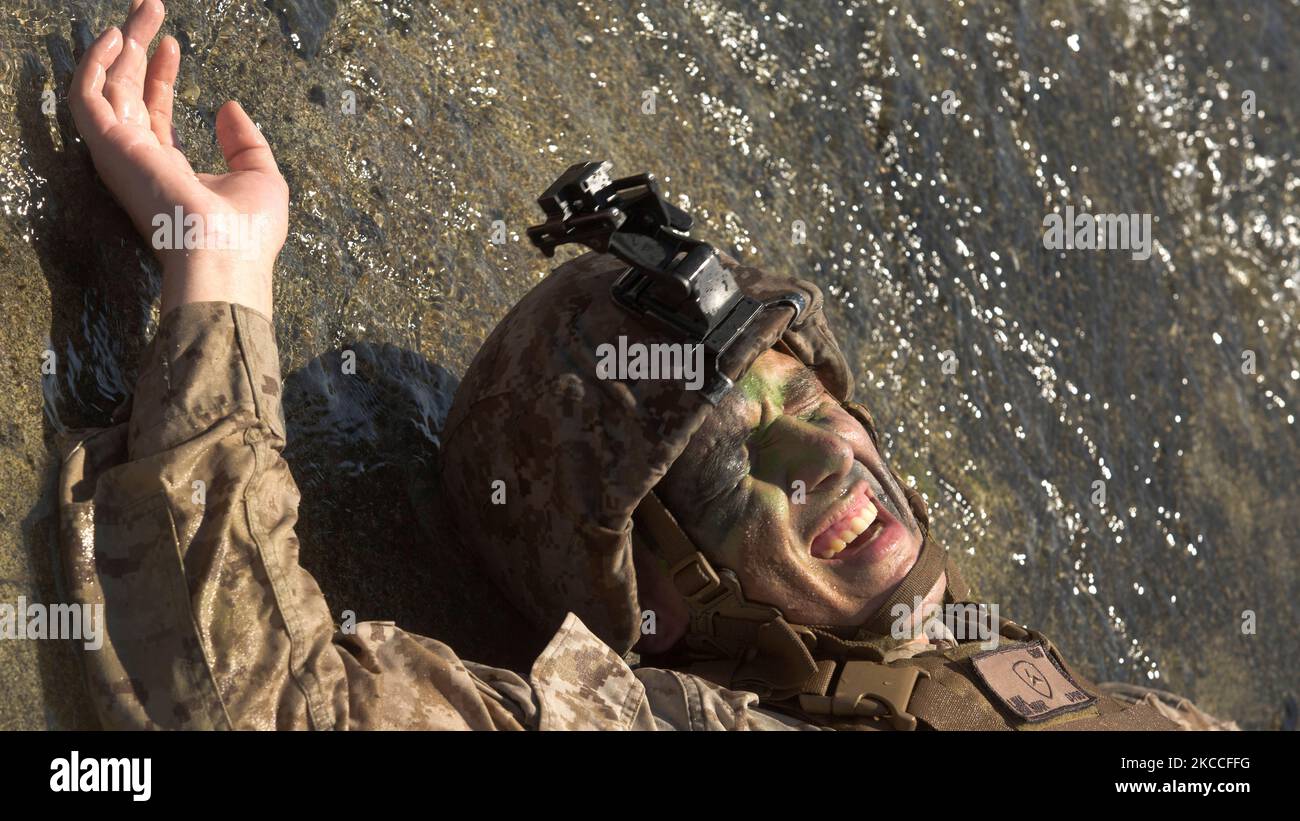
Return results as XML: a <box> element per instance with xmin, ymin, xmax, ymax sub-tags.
<box><xmin>632</xmin><ymin>484</ymin><xmax>970</xmax><ymax>702</ymax></box>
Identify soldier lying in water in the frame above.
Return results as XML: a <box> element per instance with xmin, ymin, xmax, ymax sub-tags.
<box><xmin>59</xmin><ymin>0</ymin><xmax>1234</xmax><ymax>730</ymax></box>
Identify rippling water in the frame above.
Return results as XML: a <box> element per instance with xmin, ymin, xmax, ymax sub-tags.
<box><xmin>1</xmin><ymin>0</ymin><xmax>1295</xmax><ymax>729</ymax></box>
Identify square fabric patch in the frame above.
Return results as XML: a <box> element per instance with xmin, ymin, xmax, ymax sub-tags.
<box><xmin>970</xmin><ymin>641</ymin><xmax>1096</xmax><ymax>722</ymax></box>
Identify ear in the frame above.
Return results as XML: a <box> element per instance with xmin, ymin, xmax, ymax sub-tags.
<box><xmin>631</xmin><ymin>541</ymin><xmax>689</xmax><ymax>654</ymax></box>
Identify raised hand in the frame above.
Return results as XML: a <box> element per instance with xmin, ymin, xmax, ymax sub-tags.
<box><xmin>70</xmin><ymin>0</ymin><xmax>288</xmax><ymax>317</ymax></box>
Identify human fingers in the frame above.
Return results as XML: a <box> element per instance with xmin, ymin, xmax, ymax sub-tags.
<box><xmin>69</xmin><ymin>26</ymin><xmax>124</xmax><ymax>147</ymax></box>
<box><xmin>103</xmin><ymin>0</ymin><xmax>165</xmax><ymax>124</ymax></box>
<box><xmin>214</xmin><ymin>100</ymin><xmax>282</xmax><ymax>176</ymax></box>
<box><xmin>144</xmin><ymin>34</ymin><xmax>180</xmax><ymax>147</ymax></box>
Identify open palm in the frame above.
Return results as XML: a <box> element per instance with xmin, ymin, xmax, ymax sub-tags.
<box><xmin>70</xmin><ymin>0</ymin><xmax>288</xmax><ymax>316</ymax></box>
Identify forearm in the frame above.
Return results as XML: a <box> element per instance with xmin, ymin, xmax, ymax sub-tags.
<box><xmin>129</xmin><ymin>301</ymin><xmax>283</xmax><ymax>458</ymax></box>
<box><xmin>160</xmin><ymin>256</ymin><xmax>276</xmax><ymax>320</ymax></box>
<box><xmin>116</xmin><ymin>301</ymin><xmax>344</xmax><ymax>728</ymax></box>
<box><xmin>108</xmin><ymin>303</ymin><xmax>534</xmax><ymax>729</ymax></box>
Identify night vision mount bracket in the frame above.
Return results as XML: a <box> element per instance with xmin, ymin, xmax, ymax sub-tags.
<box><xmin>526</xmin><ymin>160</ymin><xmax>805</xmax><ymax>405</ymax></box>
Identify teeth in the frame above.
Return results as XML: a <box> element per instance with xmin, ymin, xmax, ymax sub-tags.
<box><xmin>842</xmin><ymin>502</ymin><xmax>877</xmax><ymax>540</ymax></box>
<box><xmin>818</xmin><ymin>500</ymin><xmax>879</xmax><ymax>558</ymax></box>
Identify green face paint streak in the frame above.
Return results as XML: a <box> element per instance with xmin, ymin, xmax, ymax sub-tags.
<box><xmin>730</xmin><ymin>361</ymin><xmax>814</xmax><ymax>487</ymax></box>
<box><xmin>716</xmin><ymin>481</ymin><xmax>789</xmax><ymax>567</ymax></box>
<box><xmin>751</xmin><ymin>483</ymin><xmax>790</xmax><ymax>517</ymax></box>
<box><xmin>736</xmin><ymin>363</ymin><xmax>789</xmax><ymax>428</ymax></box>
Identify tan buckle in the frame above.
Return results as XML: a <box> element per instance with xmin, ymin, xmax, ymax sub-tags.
<box><xmin>668</xmin><ymin>552</ymin><xmax>723</xmax><ymax>605</ymax></box>
<box><xmin>798</xmin><ymin>660</ymin><xmax>928</xmax><ymax>731</ymax></box>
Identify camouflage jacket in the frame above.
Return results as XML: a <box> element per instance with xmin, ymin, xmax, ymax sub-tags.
<box><xmin>56</xmin><ymin>301</ymin><xmax>818</xmax><ymax>730</ymax></box>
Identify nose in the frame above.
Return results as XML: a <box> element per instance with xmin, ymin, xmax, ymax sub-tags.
<box><xmin>751</xmin><ymin>415</ymin><xmax>855</xmax><ymax>498</ymax></box>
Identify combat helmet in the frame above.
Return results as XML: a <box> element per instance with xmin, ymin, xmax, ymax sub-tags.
<box><xmin>440</xmin><ymin>164</ymin><xmax>963</xmax><ymax>674</ymax></box>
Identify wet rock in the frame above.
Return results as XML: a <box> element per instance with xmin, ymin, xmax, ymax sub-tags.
<box><xmin>264</xmin><ymin>0</ymin><xmax>338</xmax><ymax>60</ymax></box>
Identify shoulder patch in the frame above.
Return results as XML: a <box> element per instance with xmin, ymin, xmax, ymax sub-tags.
<box><xmin>970</xmin><ymin>641</ymin><xmax>1096</xmax><ymax>723</ymax></box>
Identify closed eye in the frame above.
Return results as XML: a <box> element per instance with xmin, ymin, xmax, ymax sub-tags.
<box><xmin>695</xmin><ymin>426</ymin><xmax>752</xmax><ymax>503</ymax></box>
<box><xmin>689</xmin><ymin>365</ymin><xmax>828</xmax><ymax>506</ymax></box>
<box><xmin>783</xmin><ymin>365</ymin><xmax>825</xmax><ymax>407</ymax></box>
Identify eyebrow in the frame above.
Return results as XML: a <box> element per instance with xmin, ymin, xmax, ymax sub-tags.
<box><xmin>781</xmin><ymin>365</ymin><xmax>824</xmax><ymax>413</ymax></box>
<box><xmin>693</xmin><ymin>365</ymin><xmax>826</xmax><ymax>501</ymax></box>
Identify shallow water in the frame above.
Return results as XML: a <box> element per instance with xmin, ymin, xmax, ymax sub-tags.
<box><xmin>1</xmin><ymin>0</ymin><xmax>1296</xmax><ymax>729</ymax></box>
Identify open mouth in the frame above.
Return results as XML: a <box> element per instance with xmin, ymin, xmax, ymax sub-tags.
<box><xmin>808</xmin><ymin>483</ymin><xmax>897</xmax><ymax>561</ymax></box>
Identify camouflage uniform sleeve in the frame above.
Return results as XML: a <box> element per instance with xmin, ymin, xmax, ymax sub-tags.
<box><xmin>59</xmin><ymin>301</ymin><xmax>539</xmax><ymax>730</ymax></box>
<box><xmin>517</xmin><ymin>612</ymin><xmax>823</xmax><ymax>730</ymax></box>
<box><xmin>633</xmin><ymin>667</ymin><xmax>826</xmax><ymax>730</ymax></box>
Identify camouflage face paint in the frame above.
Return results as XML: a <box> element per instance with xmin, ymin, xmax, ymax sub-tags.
<box><xmin>659</xmin><ymin>349</ymin><xmax>926</xmax><ymax>627</ymax></box>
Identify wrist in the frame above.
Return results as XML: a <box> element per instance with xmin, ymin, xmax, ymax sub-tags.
<box><xmin>160</xmin><ymin>254</ymin><xmax>275</xmax><ymax>319</ymax></box>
